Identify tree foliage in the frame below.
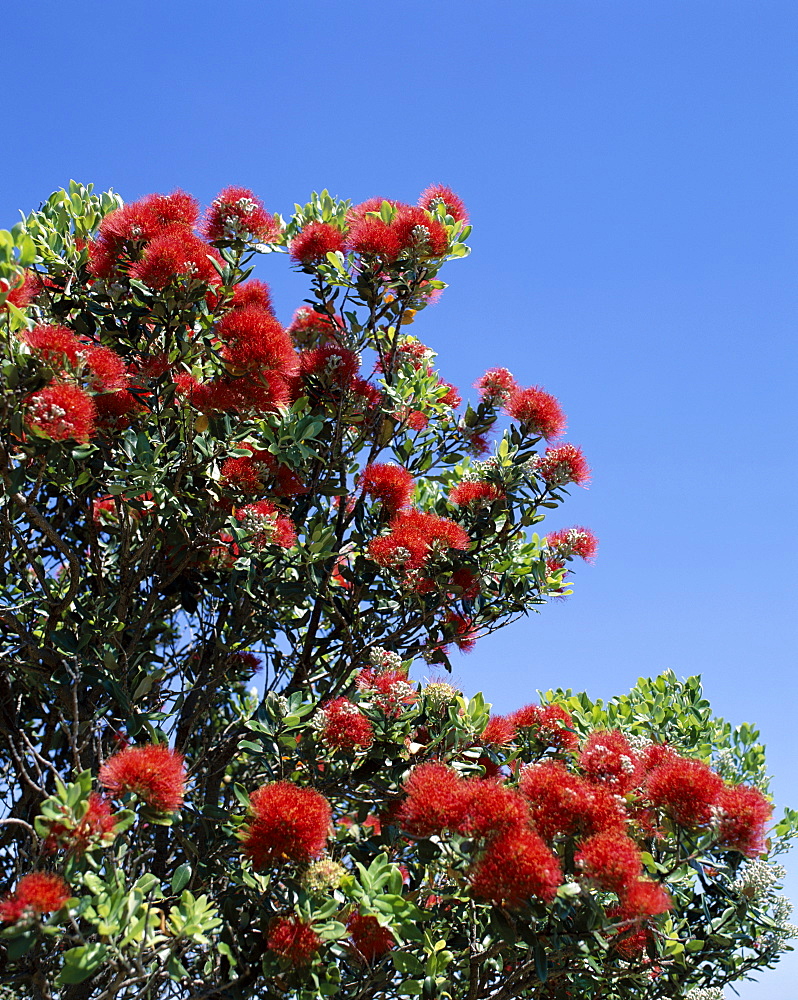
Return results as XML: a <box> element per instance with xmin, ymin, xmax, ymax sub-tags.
<box><xmin>0</xmin><ymin>181</ymin><xmax>794</xmax><ymax>999</ymax></box>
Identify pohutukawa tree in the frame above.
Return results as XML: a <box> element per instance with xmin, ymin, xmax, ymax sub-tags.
<box><xmin>0</xmin><ymin>181</ymin><xmax>794</xmax><ymax>999</ymax></box>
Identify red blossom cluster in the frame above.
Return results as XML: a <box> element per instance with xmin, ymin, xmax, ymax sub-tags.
<box><xmin>368</xmin><ymin>509</ymin><xmax>470</xmax><ymax>584</ymax></box>
<box><xmin>0</xmin><ymin>873</ymin><xmax>71</xmax><ymax>923</ymax></box>
<box><xmin>299</xmin><ymin>344</ymin><xmax>361</xmax><ymax>400</ymax></box>
<box><xmin>220</xmin><ymin>445</ymin><xmax>306</xmax><ymax>497</ymax></box>
<box><xmin>202</xmin><ymin>186</ymin><xmax>281</xmax><ymax>244</ymax></box>
<box><xmin>546</xmin><ymin>526</ymin><xmax>599</xmax><ymax>564</ymax></box>
<box><xmin>505</xmin><ymin>385</ymin><xmax>566</xmax><ymax>441</ymax></box>
<box><xmin>536</xmin><ymin>444</ymin><xmax>591</xmax><ymax>487</ymax></box>
<box><xmin>475</xmin><ymin>367</ymin><xmax>517</xmax><ymax>406</ymax></box>
<box><xmin>519</xmin><ymin>761</ymin><xmax>626</xmax><ymax>841</ymax></box>
<box><xmin>20</xmin><ymin>321</ymin><xmax>143</xmax><ymax>440</ymax></box>
<box><xmin>397</xmin><ymin>762</ymin><xmax>562</xmax><ymax>907</ymax></box>
<box><xmin>316</xmin><ymin>698</ymin><xmax>375</xmax><ymax>752</ymax></box>
<box><xmin>234</xmin><ymin>500</ymin><xmax>297</xmax><ymax>549</ymax></box>
<box><xmin>356</xmin><ymin>664</ymin><xmax>417</xmax><ymax>717</ymax></box>
<box><xmin>347</xmin><ymin>912</ymin><xmax>395</xmax><ymax>963</ymax></box>
<box><xmin>99</xmin><ymin>744</ymin><xmax>186</xmax><ymax>813</ymax></box>
<box><xmin>449</xmin><ymin>480</ymin><xmax>504</xmax><ymax>507</ymax></box>
<box><xmin>0</xmin><ymin>269</ymin><xmax>41</xmax><ymax>311</ymax></box>
<box><xmin>266</xmin><ymin>915</ymin><xmax>322</xmax><ymax>964</ymax></box>
<box><xmin>443</xmin><ymin>611</ymin><xmax>479</xmax><ymax>653</ymax></box>
<box><xmin>286</xmin><ymin>305</ymin><xmax>338</xmax><ymax>347</ymax></box>
<box><xmin>287</xmin><ymin>186</ymin><xmax>464</xmax><ymax>269</ymax></box>
<box><xmin>395</xmin><ymin>717</ymin><xmax>771</xmax><ymax>920</ymax></box>
<box><xmin>25</xmin><ymin>382</ymin><xmax>97</xmax><ymax>442</ymax></box>
<box><xmin>290</xmin><ymin>222</ymin><xmax>346</xmax><ymax>265</ymax></box>
<box><xmin>43</xmin><ymin>793</ymin><xmax>119</xmax><ymax>856</ymax></box>
<box><xmin>417</xmin><ymin>183</ymin><xmax>469</xmax><ymax>224</ymax></box>
<box><xmin>359</xmin><ymin>463</ymin><xmax>415</xmax><ymax>515</ymax></box>
<box><xmin>241</xmin><ymin>782</ymin><xmax>331</xmax><ymax>869</ymax></box>
<box><xmin>579</xmin><ymin>730</ymin><xmax>641</xmax><ymax>793</ymax></box>
<box><xmin>510</xmin><ymin>703</ymin><xmax>580</xmax><ymax>751</ymax></box>
<box><xmin>87</xmin><ymin>189</ymin><xmax>229</xmax><ymax>295</ymax></box>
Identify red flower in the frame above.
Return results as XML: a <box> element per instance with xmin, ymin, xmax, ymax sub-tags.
<box><xmin>300</xmin><ymin>345</ymin><xmax>360</xmax><ymax>391</ymax></box>
<box><xmin>391</xmin><ymin>206</ymin><xmax>449</xmax><ymax>258</ymax></box>
<box><xmin>464</xmin><ymin>431</ymin><xmax>490</xmax><ymax>456</ymax></box>
<box><xmin>579</xmin><ymin>730</ymin><xmax>641</xmax><ymax>793</ymax></box>
<box><xmin>575</xmin><ymin>832</ymin><xmax>642</xmax><ymax>892</ymax></box>
<box><xmin>241</xmin><ymin>781</ymin><xmax>331</xmax><ymax>868</ymax></box>
<box><xmin>345</xmin><ymin>217</ymin><xmax>402</xmax><ymax>260</ymax></box>
<box><xmin>221</xmin><ymin>447</ymin><xmax>275</xmax><ymax>493</ymax></box>
<box><xmin>25</xmin><ymin>383</ymin><xmax>97</xmax><ymax>442</ymax></box>
<box><xmin>505</xmin><ymin>386</ymin><xmax>566</xmax><ymax>441</ymax></box>
<box><xmin>92</xmin><ymin>201</ymin><xmax>162</xmax><ymax>257</ymax></box>
<box><xmin>460</xmin><ymin>781</ymin><xmax>528</xmax><ymax>839</ymax></box>
<box><xmin>387</xmin><ymin>338</ymin><xmax>435</xmax><ymax>373</ymax></box>
<box><xmin>24</xmin><ymin>324</ymin><xmax>84</xmax><ymax>367</ymax></box>
<box><xmin>449</xmin><ymin>567</ymin><xmax>481</xmax><ymax>600</ymax></box>
<box><xmin>94</xmin><ymin>390</ymin><xmax>147</xmax><ymax>433</ymax></box>
<box><xmin>99</xmin><ymin>744</ymin><xmax>186</xmax><ymax>812</ymax></box>
<box><xmin>203</xmin><ymin>187</ymin><xmax>281</xmax><ymax>243</ymax></box>
<box><xmin>403</xmin><ymin>409</ymin><xmax>429</xmax><ymax>431</ymax></box>
<box><xmin>1</xmin><ymin>269</ymin><xmax>41</xmax><ymax>311</ymax></box>
<box><xmin>227</xmin><ymin>651</ymin><xmax>262</xmax><ymax>677</ymax></box>
<box><xmin>140</xmin><ymin>190</ymin><xmax>200</xmax><ymax>230</ymax></box>
<box><xmin>444</xmin><ymin>611</ymin><xmax>478</xmax><ymax>652</ymax></box>
<box><xmin>645</xmin><ymin>755</ymin><xmax>724</xmax><ymax>828</ymax></box>
<box><xmin>607</xmin><ymin>915</ymin><xmax>650</xmax><ymax>959</ymax></box>
<box><xmin>90</xmin><ymin>191</ymin><xmax>197</xmax><ymax>278</ymax></box>
<box><xmin>317</xmin><ymin>698</ymin><xmax>374</xmax><ymax>752</ymax></box>
<box><xmin>449</xmin><ymin>481</ymin><xmax>504</xmax><ymax>507</ymax></box>
<box><xmin>235</xmin><ymin>501</ymin><xmax>296</xmax><ymax>548</ymax></box>
<box><xmin>290</xmin><ymin>222</ymin><xmax>346</xmax><ymax>265</ymax></box>
<box><xmin>129</xmin><ymin>229</ymin><xmax>222</xmax><ymax>291</ymax></box>
<box><xmin>347</xmin><ymin>912</ymin><xmax>395</xmax><ymax>962</ymax></box>
<box><xmin>469</xmin><ymin>828</ymin><xmax>562</xmax><ymax>907</ymax></box>
<box><xmin>287</xmin><ymin>305</ymin><xmax>338</xmax><ymax>347</ymax></box>
<box><xmin>519</xmin><ymin>761</ymin><xmax>627</xmax><ymax>841</ymax></box>
<box><xmin>618</xmin><ymin>878</ymin><xmax>672</xmax><ymax>918</ymax></box>
<box><xmin>356</xmin><ymin>667</ymin><xmax>416</xmax><ymax>716</ymax></box>
<box><xmin>714</xmin><ymin>783</ymin><xmax>772</xmax><ymax>856</ymax></box>
<box><xmin>510</xmin><ymin>703</ymin><xmax>579</xmax><ymax>751</ymax></box>
<box><xmin>191</xmin><ymin>373</ymin><xmax>292</xmax><ymax>415</ymax></box>
<box><xmin>397</xmin><ymin>762</ymin><xmax>467</xmax><ymax>838</ymax></box>
<box><xmin>640</xmin><ymin>742</ymin><xmax>678</xmax><ymax>774</ymax></box>
<box><xmin>360</xmin><ymin>464</ymin><xmax>415</xmax><ymax>515</ymax></box>
<box><xmin>0</xmin><ymin>873</ymin><xmax>71</xmax><ymax>923</ymax></box>
<box><xmin>481</xmin><ymin>715</ymin><xmax>517</xmax><ymax>747</ymax></box>
<box><xmin>216</xmin><ymin>306</ymin><xmax>297</xmax><ymax>375</ymax></box>
<box><xmin>229</xmin><ymin>279</ymin><xmax>274</xmax><ymax>314</ymax></box>
<box><xmin>84</xmin><ymin>346</ymin><xmax>129</xmax><ymax>390</ymax></box>
<box><xmin>417</xmin><ymin>184</ymin><xmax>469</xmax><ymax>224</ymax></box>
<box><xmin>475</xmin><ymin>367</ymin><xmax>517</xmax><ymax>405</ymax></box>
<box><xmin>346</xmin><ymin>197</ymin><xmax>399</xmax><ymax>226</ymax></box>
<box><xmin>267</xmin><ymin>915</ymin><xmax>321</xmax><ymax>964</ymax></box>
<box><xmin>437</xmin><ymin>380</ymin><xmax>461</xmax><ymax>408</ymax></box>
<box><xmin>368</xmin><ymin>509</ymin><xmax>470</xmax><ymax>571</ymax></box>
<box><xmin>546</xmin><ymin>526</ymin><xmax>599</xmax><ymax>562</ymax></box>
<box><xmin>64</xmin><ymin>794</ymin><xmax>119</xmax><ymax>855</ymax></box>
<box><xmin>536</xmin><ymin>444</ymin><xmax>591</xmax><ymax>487</ymax></box>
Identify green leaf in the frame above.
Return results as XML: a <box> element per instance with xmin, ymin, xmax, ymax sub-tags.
<box><xmin>57</xmin><ymin>943</ymin><xmax>109</xmax><ymax>984</ymax></box>
<box><xmin>171</xmin><ymin>862</ymin><xmax>191</xmax><ymax>894</ymax></box>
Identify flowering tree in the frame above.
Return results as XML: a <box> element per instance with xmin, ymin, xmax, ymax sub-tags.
<box><xmin>0</xmin><ymin>181</ymin><xmax>795</xmax><ymax>1000</ymax></box>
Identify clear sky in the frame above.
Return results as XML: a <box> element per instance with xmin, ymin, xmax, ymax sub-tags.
<box><xmin>3</xmin><ymin>2</ymin><xmax>796</xmax><ymax>994</ymax></box>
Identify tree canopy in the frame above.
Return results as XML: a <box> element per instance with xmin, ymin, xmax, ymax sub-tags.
<box><xmin>0</xmin><ymin>181</ymin><xmax>795</xmax><ymax>999</ymax></box>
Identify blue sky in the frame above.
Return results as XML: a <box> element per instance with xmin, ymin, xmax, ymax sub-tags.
<box><xmin>3</xmin><ymin>2</ymin><xmax>797</xmax><ymax>994</ymax></box>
